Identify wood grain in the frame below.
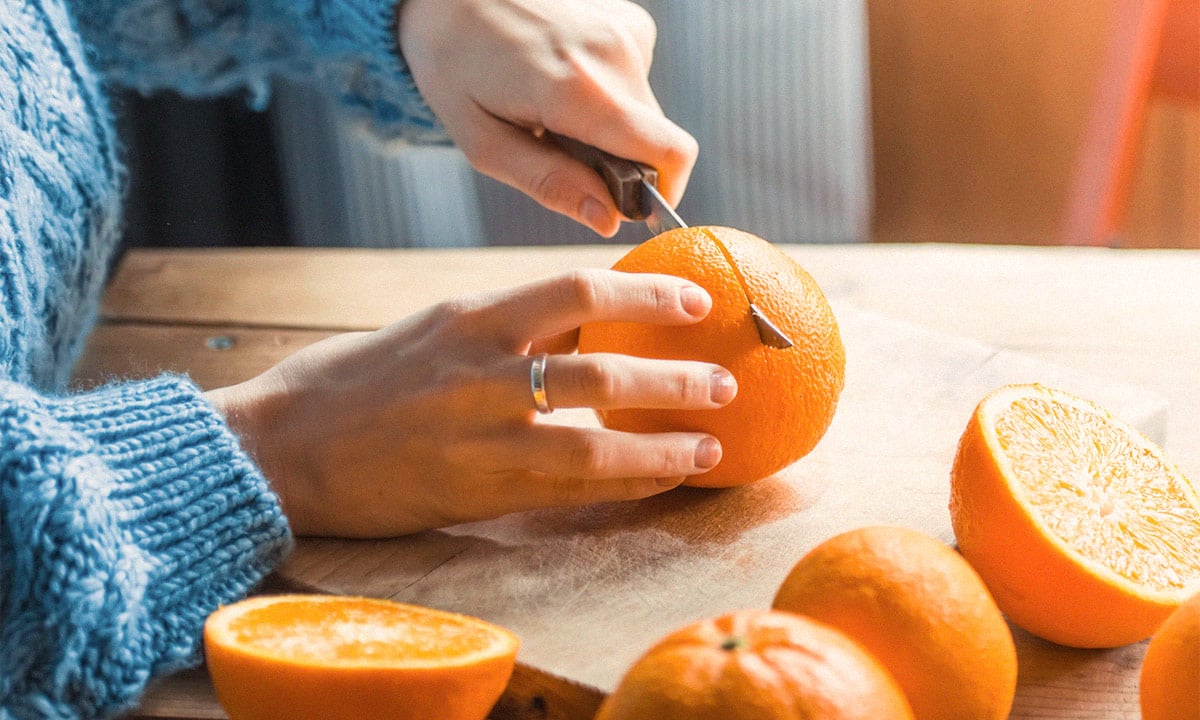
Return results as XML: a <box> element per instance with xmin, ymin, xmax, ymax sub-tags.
<box><xmin>270</xmin><ymin>306</ymin><xmax>1165</xmax><ymax>715</ymax></box>
<box><xmin>73</xmin><ymin>324</ymin><xmax>336</xmax><ymax>391</ymax></box>
<box><xmin>80</xmin><ymin>244</ymin><xmax>1198</xmax><ymax>720</ymax></box>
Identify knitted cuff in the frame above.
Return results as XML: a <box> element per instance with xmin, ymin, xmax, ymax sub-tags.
<box><xmin>1</xmin><ymin>374</ymin><xmax>292</xmax><ymax>718</ymax></box>
<box><xmin>45</xmin><ymin>374</ymin><xmax>294</xmax><ymax>671</ymax></box>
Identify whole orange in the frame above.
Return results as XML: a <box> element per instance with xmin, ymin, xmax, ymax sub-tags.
<box><xmin>1140</xmin><ymin>590</ymin><xmax>1200</xmax><ymax>720</ymax></box>
<box><xmin>595</xmin><ymin>609</ymin><xmax>913</xmax><ymax>720</ymax></box>
<box><xmin>772</xmin><ymin>526</ymin><xmax>1017</xmax><ymax>720</ymax></box>
<box><xmin>577</xmin><ymin>226</ymin><xmax>844</xmax><ymax>487</ymax></box>
<box><xmin>203</xmin><ymin>594</ymin><xmax>519</xmax><ymax>720</ymax></box>
<box><xmin>950</xmin><ymin>384</ymin><xmax>1200</xmax><ymax>648</ymax></box>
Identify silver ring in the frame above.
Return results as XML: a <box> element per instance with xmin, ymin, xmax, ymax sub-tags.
<box><xmin>530</xmin><ymin>353</ymin><xmax>552</xmax><ymax>414</ymax></box>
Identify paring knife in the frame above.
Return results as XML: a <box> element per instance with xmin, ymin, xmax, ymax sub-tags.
<box><xmin>548</xmin><ymin>132</ymin><xmax>794</xmax><ymax>350</ymax></box>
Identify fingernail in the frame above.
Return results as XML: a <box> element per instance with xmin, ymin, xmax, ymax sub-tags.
<box><xmin>656</xmin><ymin>476</ymin><xmax>685</xmax><ymax>488</ymax></box>
<box><xmin>581</xmin><ymin>197</ymin><xmax>613</xmax><ymax>235</ymax></box>
<box><xmin>694</xmin><ymin>437</ymin><xmax>722</xmax><ymax>469</ymax></box>
<box><xmin>680</xmin><ymin>285</ymin><xmax>711</xmax><ymax>317</ymax></box>
<box><xmin>709</xmin><ymin>370</ymin><xmax>737</xmax><ymax>405</ymax></box>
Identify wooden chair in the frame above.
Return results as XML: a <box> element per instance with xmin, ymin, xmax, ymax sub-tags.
<box><xmin>1063</xmin><ymin>0</ymin><xmax>1199</xmax><ymax>246</ymax></box>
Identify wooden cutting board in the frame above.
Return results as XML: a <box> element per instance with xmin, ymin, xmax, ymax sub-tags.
<box><xmin>276</xmin><ymin>303</ymin><xmax>1166</xmax><ymax>720</ymax></box>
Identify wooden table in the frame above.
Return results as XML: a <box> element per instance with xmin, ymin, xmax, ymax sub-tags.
<box><xmin>84</xmin><ymin>242</ymin><xmax>1199</xmax><ymax>720</ymax></box>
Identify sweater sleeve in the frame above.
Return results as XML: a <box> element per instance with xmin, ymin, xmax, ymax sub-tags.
<box><xmin>68</xmin><ymin>0</ymin><xmax>443</xmax><ymax>139</ymax></box>
<box><xmin>0</xmin><ymin>375</ymin><xmax>293</xmax><ymax>720</ymax></box>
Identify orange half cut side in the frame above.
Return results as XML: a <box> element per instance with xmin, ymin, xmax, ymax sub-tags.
<box><xmin>204</xmin><ymin>594</ymin><xmax>519</xmax><ymax>720</ymax></box>
<box><xmin>950</xmin><ymin>384</ymin><xmax>1200</xmax><ymax>647</ymax></box>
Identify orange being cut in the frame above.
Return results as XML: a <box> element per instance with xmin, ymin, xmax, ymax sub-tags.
<box><xmin>772</xmin><ymin>526</ymin><xmax>1017</xmax><ymax>720</ymax></box>
<box><xmin>950</xmin><ymin>383</ymin><xmax>1200</xmax><ymax>648</ymax></box>
<box><xmin>203</xmin><ymin>594</ymin><xmax>519</xmax><ymax>720</ymax></box>
<box><xmin>595</xmin><ymin>609</ymin><xmax>913</xmax><ymax>720</ymax></box>
<box><xmin>577</xmin><ymin>226</ymin><xmax>845</xmax><ymax>487</ymax></box>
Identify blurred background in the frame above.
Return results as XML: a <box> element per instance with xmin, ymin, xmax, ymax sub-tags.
<box><xmin>114</xmin><ymin>0</ymin><xmax>1199</xmax><ymax>250</ymax></box>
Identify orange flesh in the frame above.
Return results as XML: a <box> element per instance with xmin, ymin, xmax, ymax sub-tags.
<box><xmin>994</xmin><ymin>397</ymin><xmax>1200</xmax><ymax>593</ymax></box>
<box><xmin>222</xmin><ymin>598</ymin><xmax>501</xmax><ymax>665</ymax></box>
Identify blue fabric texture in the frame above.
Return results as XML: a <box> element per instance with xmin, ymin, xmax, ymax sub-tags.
<box><xmin>72</xmin><ymin>0</ymin><xmax>443</xmax><ymax>138</ymax></box>
<box><xmin>1</xmin><ymin>0</ymin><xmax>435</xmax><ymax>717</ymax></box>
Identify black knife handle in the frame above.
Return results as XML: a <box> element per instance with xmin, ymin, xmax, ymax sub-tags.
<box><xmin>545</xmin><ymin>131</ymin><xmax>658</xmax><ymax>220</ymax></box>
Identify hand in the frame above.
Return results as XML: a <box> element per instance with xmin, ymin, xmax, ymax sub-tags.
<box><xmin>397</xmin><ymin>0</ymin><xmax>698</xmax><ymax>236</ymax></box>
<box><xmin>207</xmin><ymin>270</ymin><xmax>736</xmax><ymax>538</ymax></box>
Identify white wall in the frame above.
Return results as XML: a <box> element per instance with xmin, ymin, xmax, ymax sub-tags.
<box><xmin>272</xmin><ymin>1</ymin><xmax>872</xmax><ymax>247</ymax></box>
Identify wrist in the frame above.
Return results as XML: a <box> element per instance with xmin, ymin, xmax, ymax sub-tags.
<box><xmin>205</xmin><ymin>374</ymin><xmax>306</xmax><ymax>532</ymax></box>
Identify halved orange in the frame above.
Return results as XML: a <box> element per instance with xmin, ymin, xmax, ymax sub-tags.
<box><xmin>203</xmin><ymin>594</ymin><xmax>519</xmax><ymax>720</ymax></box>
<box><xmin>950</xmin><ymin>383</ymin><xmax>1200</xmax><ymax>648</ymax></box>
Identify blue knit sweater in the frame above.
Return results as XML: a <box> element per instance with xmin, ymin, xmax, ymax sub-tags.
<box><xmin>1</xmin><ymin>1</ymin><xmax>437</xmax><ymax>718</ymax></box>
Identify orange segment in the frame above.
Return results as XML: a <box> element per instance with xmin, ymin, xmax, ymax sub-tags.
<box><xmin>990</xmin><ymin>393</ymin><xmax>1200</xmax><ymax>593</ymax></box>
<box><xmin>950</xmin><ymin>383</ymin><xmax>1200</xmax><ymax>648</ymax></box>
<box><xmin>204</xmin><ymin>595</ymin><xmax>519</xmax><ymax>720</ymax></box>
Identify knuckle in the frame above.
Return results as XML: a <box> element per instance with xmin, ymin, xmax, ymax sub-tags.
<box><xmin>541</xmin><ymin>61</ymin><xmax>592</xmax><ymax>108</ymax></box>
<box><xmin>551</xmin><ymin>475</ymin><xmax>596</xmax><ymax>506</ymax></box>
<box><xmin>566</xmin><ymin>269</ymin><xmax>605</xmax><ymax>314</ymax></box>
<box><xmin>568</xmin><ymin>436</ymin><xmax>606</xmax><ymax>476</ymax></box>
<box><xmin>672</xmin><ymin>372</ymin><xmax>706</xmax><ymax>406</ymax></box>
<box><xmin>662</xmin><ymin>130</ymin><xmax>699</xmax><ymax>172</ymax></box>
<box><xmin>649</xmin><ymin>282</ymin><xmax>679</xmax><ymax>314</ymax></box>
<box><xmin>658</xmin><ymin>442</ymin><xmax>694</xmax><ymax>474</ymax></box>
<box><xmin>624</xmin><ymin>3</ymin><xmax>657</xmax><ymax>46</ymax></box>
<box><xmin>429</xmin><ymin>297</ymin><xmax>484</xmax><ymax>334</ymax></box>
<box><xmin>529</xmin><ymin>165</ymin><xmax>575</xmax><ymax>210</ymax></box>
<box><xmin>579</xmin><ymin>358</ymin><xmax>619</xmax><ymax>404</ymax></box>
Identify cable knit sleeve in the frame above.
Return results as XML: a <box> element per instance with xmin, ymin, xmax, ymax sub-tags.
<box><xmin>68</xmin><ymin>0</ymin><xmax>442</xmax><ymax>138</ymax></box>
<box><xmin>0</xmin><ymin>375</ymin><xmax>293</xmax><ymax>719</ymax></box>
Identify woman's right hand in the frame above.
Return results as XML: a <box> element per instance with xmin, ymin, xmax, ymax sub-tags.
<box><xmin>207</xmin><ymin>269</ymin><xmax>735</xmax><ymax>538</ymax></box>
<box><xmin>397</xmin><ymin>0</ymin><xmax>698</xmax><ymax>237</ymax></box>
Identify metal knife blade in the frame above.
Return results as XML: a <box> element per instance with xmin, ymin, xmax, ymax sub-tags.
<box><xmin>639</xmin><ymin>178</ymin><xmax>686</xmax><ymax>236</ymax></box>
<box><xmin>547</xmin><ymin>131</ymin><xmax>793</xmax><ymax>349</ymax></box>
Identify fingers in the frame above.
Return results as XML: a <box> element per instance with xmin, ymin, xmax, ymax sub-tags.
<box><xmin>524</xmin><ymin>353</ymin><xmax>737</xmax><ymax>412</ymax></box>
<box><xmin>467</xmin><ymin>424</ymin><xmax>720</xmax><ymax>514</ymax></box>
<box><xmin>416</xmin><ymin>0</ymin><xmax>695</xmax><ymax>230</ymax></box>
<box><xmin>459</xmin><ymin>112</ymin><xmax>623</xmax><ymax>236</ymax></box>
<box><xmin>499</xmin><ymin>425</ymin><xmax>723</xmax><ymax>484</ymax></box>
<box><xmin>517</xmin><ymin>472</ymin><xmax>689</xmax><ymax>512</ymax></box>
<box><xmin>545</xmin><ymin>103</ymin><xmax>698</xmax><ymax>210</ymax></box>
<box><xmin>479</xmin><ymin>269</ymin><xmax>712</xmax><ymax>345</ymax></box>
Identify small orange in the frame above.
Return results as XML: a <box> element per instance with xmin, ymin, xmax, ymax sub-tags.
<box><xmin>577</xmin><ymin>226</ymin><xmax>844</xmax><ymax>487</ymax></box>
<box><xmin>203</xmin><ymin>594</ymin><xmax>519</xmax><ymax>720</ymax></box>
<box><xmin>1140</xmin><ymin>590</ymin><xmax>1200</xmax><ymax>720</ymax></box>
<box><xmin>950</xmin><ymin>383</ymin><xmax>1200</xmax><ymax>648</ymax></box>
<box><xmin>772</xmin><ymin>526</ymin><xmax>1017</xmax><ymax>720</ymax></box>
<box><xmin>595</xmin><ymin>609</ymin><xmax>913</xmax><ymax>720</ymax></box>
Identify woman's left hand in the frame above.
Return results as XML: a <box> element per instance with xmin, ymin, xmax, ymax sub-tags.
<box><xmin>208</xmin><ymin>269</ymin><xmax>734</xmax><ymax>538</ymax></box>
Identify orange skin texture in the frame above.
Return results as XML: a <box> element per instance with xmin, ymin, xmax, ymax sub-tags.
<box><xmin>595</xmin><ymin>609</ymin><xmax>913</xmax><ymax>720</ymax></box>
<box><xmin>203</xmin><ymin>595</ymin><xmax>518</xmax><ymax>720</ymax></box>
<box><xmin>577</xmin><ymin>226</ymin><xmax>845</xmax><ymax>487</ymax></box>
<box><xmin>772</xmin><ymin>526</ymin><xmax>1017</xmax><ymax>720</ymax></box>
<box><xmin>950</xmin><ymin>394</ymin><xmax>1181</xmax><ymax>648</ymax></box>
<box><xmin>1140</xmin><ymin>591</ymin><xmax>1200</xmax><ymax>720</ymax></box>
